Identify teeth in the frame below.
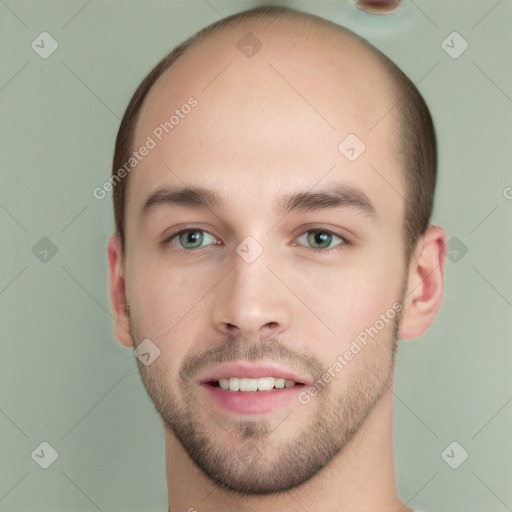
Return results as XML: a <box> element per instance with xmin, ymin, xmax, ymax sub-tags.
<box><xmin>255</xmin><ymin>377</ymin><xmax>274</xmax><ymax>391</ymax></box>
<box><xmin>228</xmin><ymin>377</ymin><xmax>239</xmax><ymax>391</ymax></box>
<box><xmin>240</xmin><ymin>378</ymin><xmax>258</xmax><ymax>392</ymax></box>
<box><xmin>216</xmin><ymin>377</ymin><xmax>298</xmax><ymax>392</ymax></box>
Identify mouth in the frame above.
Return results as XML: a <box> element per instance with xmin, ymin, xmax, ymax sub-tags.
<box><xmin>198</xmin><ymin>361</ymin><xmax>309</xmax><ymax>414</ymax></box>
<box><xmin>206</xmin><ymin>377</ymin><xmax>304</xmax><ymax>392</ymax></box>
<box><xmin>202</xmin><ymin>379</ymin><xmax>305</xmax><ymax>415</ymax></box>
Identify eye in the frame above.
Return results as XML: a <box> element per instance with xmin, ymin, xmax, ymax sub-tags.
<box><xmin>164</xmin><ymin>227</ymin><xmax>348</xmax><ymax>254</ymax></box>
<box><xmin>168</xmin><ymin>229</ymin><xmax>218</xmax><ymax>250</ymax></box>
<box><xmin>294</xmin><ymin>229</ymin><xmax>347</xmax><ymax>252</ymax></box>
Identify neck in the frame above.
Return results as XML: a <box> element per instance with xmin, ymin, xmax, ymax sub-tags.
<box><xmin>165</xmin><ymin>388</ymin><xmax>411</xmax><ymax>512</ymax></box>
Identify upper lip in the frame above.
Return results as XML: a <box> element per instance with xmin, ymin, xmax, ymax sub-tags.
<box><xmin>198</xmin><ymin>360</ymin><xmax>312</xmax><ymax>385</ymax></box>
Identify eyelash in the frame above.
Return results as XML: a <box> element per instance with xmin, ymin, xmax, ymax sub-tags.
<box><xmin>163</xmin><ymin>228</ymin><xmax>350</xmax><ymax>255</ymax></box>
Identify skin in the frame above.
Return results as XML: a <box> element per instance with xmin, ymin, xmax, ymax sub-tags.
<box><xmin>108</xmin><ymin>15</ymin><xmax>446</xmax><ymax>512</ymax></box>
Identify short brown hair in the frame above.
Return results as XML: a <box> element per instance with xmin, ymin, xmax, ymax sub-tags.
<box><xmin>112</xmin><ymin>6</ymin><xmax>437</xmax><ymax>262</ymax></box>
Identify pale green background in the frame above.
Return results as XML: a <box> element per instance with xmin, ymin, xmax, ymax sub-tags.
<box><xmin>1</xmin><ymin>1</ymin><xmax>511</xmax><ymax>511</ymax></box>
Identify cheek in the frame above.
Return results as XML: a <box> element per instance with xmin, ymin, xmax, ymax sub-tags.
<box><xmin>127</xmin><ymin>256</ymin><xmax>214</xmax><ymax>357</ymax></box>
<box><xmin>291</xmin><ymin>258</ymin><xmax>402</xmax><ymax>340</ymax></box>
<box><xmin>289</xmin><ymin>255</ymin><xmax>402</xmax><ymax>372</ymax></box>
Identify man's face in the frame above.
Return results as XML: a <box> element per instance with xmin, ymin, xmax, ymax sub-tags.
<box><xmin>122</xmin><ymin>24</ymin><xmax>408</xmax><ymax>494</ymax></box>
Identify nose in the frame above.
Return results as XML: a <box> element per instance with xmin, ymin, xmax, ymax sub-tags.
<box><xmin>211</xmin><ymin>244</ymin><xmax>293</xmax><ymax>339</ymax></box>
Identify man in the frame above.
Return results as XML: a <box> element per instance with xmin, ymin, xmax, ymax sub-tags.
<box><xmin>108</xmin><ymin>6</ymin><xmax>446</xmax><ymax>511</ymax></box>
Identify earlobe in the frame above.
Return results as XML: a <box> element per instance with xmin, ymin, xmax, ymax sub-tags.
<box><xmin>107</xmin><ymin>233</ymin><xmax>134</xmax><ymax>347</ymax></box>
<box><xmin>399</xmin><ymin>225</ymin><xmax>447</xmax><ymax>340</ymax></box>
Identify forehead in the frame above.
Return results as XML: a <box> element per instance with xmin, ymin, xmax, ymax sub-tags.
<box><xmin>127</xmin><ymin>17</ymin><xmax>402</xmax><ymax>226</ymax></box>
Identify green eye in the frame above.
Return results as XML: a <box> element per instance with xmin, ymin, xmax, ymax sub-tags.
<box><xmin>297</xmin><ymin>230</ymin><xmax>345</xmax><ymax>251</ymax></box>
<box><xmin>308</xmin><ymin>231</ymin><xmax>334</xmax><ymax>249</ymax></box>
<box><xmin>167</xmin><ymin>228</ymin><xmax>347</xmax><ymax>253</ymax></box>
<box><xmin>175</xmin><ymin>229</ymin><xmax>215</xmax><ymax>249</ymax></box>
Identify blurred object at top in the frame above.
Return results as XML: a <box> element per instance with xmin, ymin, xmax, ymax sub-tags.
<box><xmin>353</xmin><ymin>0</ymin><xmax>402</xmax><ymax>15</ymax></box>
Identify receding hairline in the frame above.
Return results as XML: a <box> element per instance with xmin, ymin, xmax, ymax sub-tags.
<box><xmin>115</xmin><ymin>5</ymin><xmax>436</xmax><ymax>262</ymax></box>
<box><xmin>134</xmin><ymin>6</ymin><xmax>400</xmax><ymax>143</ymax></box>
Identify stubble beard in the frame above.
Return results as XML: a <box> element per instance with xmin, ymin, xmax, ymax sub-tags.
<box><xmin>130</xmin><ymin>291</ymin><xmax>403</xmax><ymax>495</ymax></box>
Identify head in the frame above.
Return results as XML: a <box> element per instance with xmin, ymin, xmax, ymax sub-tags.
<box><xmin>112</xmin><ymin>7</ymin><xmax>437</xmax><ymax>264</ymax></box>
<box><xmin>108</xmin><ymin>6</ymin><xmax>446</xmax><ymax>495</ymax></box>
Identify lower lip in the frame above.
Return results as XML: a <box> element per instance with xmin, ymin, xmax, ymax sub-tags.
<box><xmin>202</xmin><ymin>383</ymin><xmax>304</xmax><ymax>414</ymax></box>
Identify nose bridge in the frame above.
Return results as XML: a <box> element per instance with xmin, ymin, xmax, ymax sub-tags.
<box><xmin>212</xmin><ymin>235</ymin><xmax>292</xmax><ymax>337</ymax></box>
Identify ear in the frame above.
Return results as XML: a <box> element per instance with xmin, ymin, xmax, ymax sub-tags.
<box><xmin>107</xmin><ymin>233</ymin><xmax>134</xmax><ymax>347</ymax></box>
<box><xmin>399</xmin><ymin>225</ymin><xmax>447</xmax><ymax>340</ymax></box>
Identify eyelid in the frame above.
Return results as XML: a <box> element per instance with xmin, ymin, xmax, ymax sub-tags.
<box><xmin>166</xmin><ymin>227</ymin><xmax>219</xmax><ymax>250</ymax></box>
<box><xmin>164</xmin><ymin>225</ymin><xmax>351</xmax><ymax>253</ymax></box>
<box><xmin>292</xmin><ymin>229</ymin><xmax>347</xmax><ymax>251</ymax></box>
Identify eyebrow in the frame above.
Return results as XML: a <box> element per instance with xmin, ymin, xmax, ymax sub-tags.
<box><xmin>142</xmin><ymin>183</ymin><xmax>377</xmax><ymax>220</ymax></box>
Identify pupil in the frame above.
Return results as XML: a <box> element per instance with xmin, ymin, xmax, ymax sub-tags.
<box><xmin>182</xmin><ymin>230</ymin><xmax>203</xmax><ymax>248</ymax></box>
<box><xmin>311</xmin><ymin>231</ymin><xmax>330</xmax><ymax>248</ymax></box>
